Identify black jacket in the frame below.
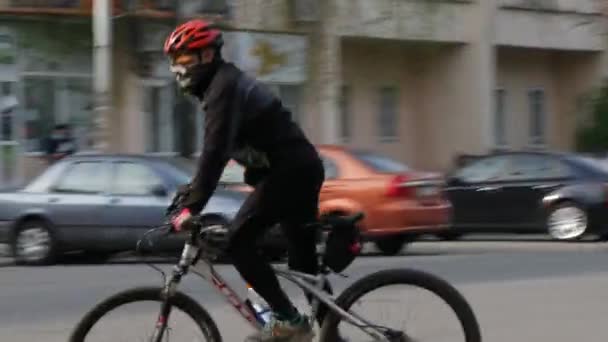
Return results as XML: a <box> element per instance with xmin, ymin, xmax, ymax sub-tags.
<box><xmin>181</xmin><ymin>62</ymin><xmax>320</xmax><ymax>214</ymax></box>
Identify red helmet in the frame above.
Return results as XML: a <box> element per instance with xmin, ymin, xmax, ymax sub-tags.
<box><xmin>164</xmin><ymin>19</ymin><xmax>223</xmax><ymax>55</ymax></box>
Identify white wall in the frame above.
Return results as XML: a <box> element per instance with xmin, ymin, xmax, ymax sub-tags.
<box><xmin>496</xmin><ymin>8</ymin><xmax>607</xmax><ymax>51</ymax></box>
<box><xmin>333</xmin><ymin>0</ymin><xmax>474</xmax><ymax>43</ymax></box>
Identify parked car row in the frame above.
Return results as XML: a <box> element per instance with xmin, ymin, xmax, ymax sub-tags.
<box><xmin>0</xmin><ymin>145</ymin><xmax>452</xmax><ymax>264</ymax></box>
<box><xmin>2</xmin><ymin>146</ymin><xmax>605</xmax><ymax>265</ymax></box>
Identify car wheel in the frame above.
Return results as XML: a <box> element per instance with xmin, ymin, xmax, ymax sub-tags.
<box><xmin>12</xmin><ymin>219</ymin><xmax>57</xmax><ymax>266</ymax></box>
<box><xmin>546</xmin><ymin>202</ymin><xmax>588</xmax><ymax>241</ymax></box>
<box><xmin>374</xmin><ymin>236</ymin><xmax>413</xmax><ymax>256</ymax></box>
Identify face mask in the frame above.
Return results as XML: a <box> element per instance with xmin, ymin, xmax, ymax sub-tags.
<box><xmin>170</xmin><ymin>59</ymin><xmax>221</xmax><ymax>95</ymax></box>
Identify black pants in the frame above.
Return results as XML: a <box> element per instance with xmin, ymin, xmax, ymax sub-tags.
<box><xmin>226</xmin><ymin>159</ymin><xmax>325</xmax><ymax>317</ymax></box>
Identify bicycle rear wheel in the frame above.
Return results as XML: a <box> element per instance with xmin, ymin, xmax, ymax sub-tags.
<box><xmin>319</xmin><ymin>268</ymin><xmax>482</xmax><ymax>342</ymax></box>
<box><xmin>69</xmin><ymin>286</ymin><xmax>222</xmax><ymax>342</ymax></box>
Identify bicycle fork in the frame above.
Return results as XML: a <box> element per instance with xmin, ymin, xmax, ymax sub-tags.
<box><xmin>150</xmin><ymin>242</ymin><xmax>200</xmax><ymax>342</ymax></box>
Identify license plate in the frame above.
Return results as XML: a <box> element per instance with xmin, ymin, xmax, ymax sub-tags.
<box><xmin>417</xmin><ymin>186</ymin><xmax>439</xmax><ymax>197</ymax></box>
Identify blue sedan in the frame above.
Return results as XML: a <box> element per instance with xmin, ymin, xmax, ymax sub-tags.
<box><xmin>0</xmin><ymin>154</ymin><xmax>247</xmax><ymax>265</ymax></box>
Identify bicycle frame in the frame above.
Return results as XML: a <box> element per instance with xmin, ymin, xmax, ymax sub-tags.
<box><xmin>150</xmin><ymin>227</ymin><xmax>390</xmax><ymax>341</ymax></box>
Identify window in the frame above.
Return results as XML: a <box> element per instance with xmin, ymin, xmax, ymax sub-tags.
<box><xmin>350</xmin><ymin>150</ymin><xmax>409</xmax><ymax>173</ymax></box>
<box><xmin>528</xmin><ymin>89</ymin><xmax>547</xmax><ymax>146</ymax></box>
<box><xmin>111</xmin><ymin>162</ymin><xmax>164</xmax><ymax>196</ymax></box>
<box><xmin>143</xmin><ymin>82</ymin><xmax>175</xmax><ymax>153</ymax></box>
<box><xmin>220</xmin><ymin>162</ymin><xmax>245</xmax><ymax>184</ymax></box>
<box><xmin>506</xmin><ymin>155</ymin><xmax>570</xmax><ymax>180</ymax></box>
<box><xmin>494</xmin><ymin>89</ymin><xmax>507</xmax><ymax>147</ymax></box>
<box><xmin>290</xmin><ymin>0</ymin><xmax>319</xmax><ymax>22</ymax></box>
<box><xmin>22</xmin><ymin>76</ymin><xmax>93</xmax><ymax>153</ymax></box>
<box><xmin>455</xmin><ymin>156</ymin><xmax>509</xmax><ymax>183</ymax></box>
<box><xmin>339</xmin><ymin>85</ymin><xmax>351</xmax><ymax>142</ymax></box>
<box><xmin>267</xmin><ymin>84</ymin><xmax>302</xmax><ymax>123</ymax></box>
<box><xmin>378</xmin><ymin>87</ymin><xmax>398</xmax><ymax>141</ymax></box>
<box><xmin>1</xmin><ymin>82</ymin><xmax>16</xmax><ymax>142</ymax></box>
<box><xmin>53</xmin><ymin>161</ymin><xmax>110</xmax><ymax>194</ymax></box>
<box><xmin>278</xmin><ymin>85</ymin><xmax>301</xmax><ymax>123</ymax></box>
<box><xmin>177</xmin><ymin>0</ymin><xmax>229</xmax><ymax>15</ymax></box>
<box><xmin>1</xmin><ymin>82</ymin><xmax>11</xmax><ymax>96</ymax></box>
<box><xmin>321</xmin><ymin>156</ymin><xmax>339</xmax><ymax>179</ymax></box>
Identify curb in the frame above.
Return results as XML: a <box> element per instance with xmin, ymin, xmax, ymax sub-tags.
<box><xmin>408</xmin><ymin>240</ymin><xmax>608</xmax><ymax>254</ymax></box>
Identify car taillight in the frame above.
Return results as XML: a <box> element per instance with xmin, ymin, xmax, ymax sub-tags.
<box><xmin>385</xmin><ymin>175</ymin><xmax>414</xmax><ymax>197</ymax></box>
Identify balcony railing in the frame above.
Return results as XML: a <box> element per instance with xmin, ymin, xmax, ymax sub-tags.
<box><xmin>0</xmin><ymin>0</ymin><xmax>121</xmax><ymax>16</ymax></box>
<box><xmin>9</xmin><ymin>0</ymin><xmax>81</xmax><ymax>7</ymax></box>
<box><xmin>137</xmin><ymin>0</ymin><xmax>229</xmax><ymax>17</ymax></box>
<box><xmin>0</xmin><ymin>0</ymin><xmax>229</xmax><ymax>18</ymax></box>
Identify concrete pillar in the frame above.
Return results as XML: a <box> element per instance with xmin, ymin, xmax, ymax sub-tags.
<box><xmin>317</xmin><ymin>3</ymin><xmax>341</xmax><ymax>145</ymax></box>
<box><xmin>92</xmin><ymin>0</ymin><xmax>112</xmax><ymax>152</ymax></box>
<box><xmin>464</xmin><ymin>0</ymin><xmax>497</xmax><ymax>153</ymax></box>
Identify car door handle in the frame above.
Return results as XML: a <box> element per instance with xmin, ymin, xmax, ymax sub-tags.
<box><xmin>533</xmin><ymin>184</ymin><xmax>560</xmax><ymax>189</ymax></box>
<box><xmin>48</xmin><ymin>197</ymin><xmax>60</xmax><ymax>203</ymax></box>
<box><xmin>476</xmin><ymin>186</ymin><xmax>500</xmax><ymax>192</ymax></box>
<box><xmin>109</xmin><ymin>198</ymin><xmax>121</xmax><ymax>204</ymax></box>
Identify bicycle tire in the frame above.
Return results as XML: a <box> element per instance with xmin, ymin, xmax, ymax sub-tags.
<box><xmin>68</xmin><ymin>286</ymin><xmax>222</xmax><ymax>342</ymax></box>
<box><xmin>319</xmin><ymin>268</ymin><xmax>482</xmax><ymax>342</ymax></box>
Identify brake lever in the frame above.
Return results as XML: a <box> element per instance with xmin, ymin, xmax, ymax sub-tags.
<box><xmin>136</xmin><ymin>224</ymin><xmax>173</xmax><ymax>254</ymax></box>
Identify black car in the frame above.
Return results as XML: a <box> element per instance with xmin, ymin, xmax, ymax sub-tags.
<box><xmin>445</xmin><ymin>150</ymin><xmax>608</xmax><ymax>240</ymax></box>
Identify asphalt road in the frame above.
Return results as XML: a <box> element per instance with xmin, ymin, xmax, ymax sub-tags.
<box><xmin>1</xmin><ymin>240</ymin><xmax>608</xmax><ymax>341</ymax></box>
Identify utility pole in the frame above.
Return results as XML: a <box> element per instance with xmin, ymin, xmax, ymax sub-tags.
<box><xmin>92</xmin><ymin>0</ymin><xmax>112</xmax><ymax>152</ymax></box>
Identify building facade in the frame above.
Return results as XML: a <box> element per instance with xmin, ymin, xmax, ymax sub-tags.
<box><xmin>0</xmin><ymin>0</ymin><xmax>607</xmax><ymax>186</ymax></box>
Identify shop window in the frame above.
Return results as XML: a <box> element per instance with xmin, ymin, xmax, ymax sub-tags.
<box><xmin>267</xmin><ymin>84</ymin><xmax>302</xmax><ymax>123</ymax></box>
<box><xmin>528</xmin><ymin>88</ymin><xmax>547</xmax><ymax>146</ymax></box>
<box><xmin>339</xmin><ymin>85</ymin><xmax>351</xmax><ymax>142</ymax></box>
<box><xmin>377</xmin><ymin>86</ymin><xmax>398</xmax><ymax>142</ymax></box>
<box><xmin>494</xmin><ymin>88</ymin><xmax>507</xmax><ymax>147</ymax></box>
<box><xmin>22</xmin><ymin>76</ymin><xmax>93</xmax><ymax>153</ymax></box>
<box><xmin>143</xmin><ymin>81</ymin><xmax>175</xmax><ymax>153</ymax></box>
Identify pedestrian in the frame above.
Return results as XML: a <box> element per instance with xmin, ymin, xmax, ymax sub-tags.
<box><xmin>44</xmin><ymin>123</ymin><xmax>77</xmax><ymax>164</ymax></box>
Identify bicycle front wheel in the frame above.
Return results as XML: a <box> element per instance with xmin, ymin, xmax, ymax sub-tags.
<box><xmin>69</xmin><ymin>286</ymin><xmax>222</xmax><ymax>342</ymax></box>
<box><xmin>319</xmin><ymin>269</ymin><xmax>482</xmax><ymax>342</ymax></box>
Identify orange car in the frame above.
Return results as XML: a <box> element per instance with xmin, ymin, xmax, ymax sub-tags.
<box><xmin>219</xmin><ymin>145</ymin><xmax>452</xmax><ymax>255</ymax></box>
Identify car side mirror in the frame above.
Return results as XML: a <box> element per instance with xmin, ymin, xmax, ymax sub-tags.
<box><xmin>446</xmin><ymin>174</ymin><xmax>465</xmax><ymax>186</ymax></box>
<box><xmin>150</xmin><ymin>184</ymin><xmax>168</xmax><ymax>197</ymax></box>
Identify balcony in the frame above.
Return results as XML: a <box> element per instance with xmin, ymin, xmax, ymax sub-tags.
<box><xmin>10</xmin><ymin>0</ymin><xmax>81</xmax><ymax>7</ymax></box>
<box><xmin>0</xmin><ymin>0</ymin><xmax>122</xmax><ymax>16</ymax></box>
<box><xmin>0</xmin><ymin>0</ymin><xmax>229</xmax><ymax>19</ymax></box>
<box><xmin>132</xmin><ymin>0</ymin><xmax>229</xmax><ymax>19</ymax></box>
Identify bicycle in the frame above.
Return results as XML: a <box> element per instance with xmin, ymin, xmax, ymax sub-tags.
<box><xmin>68</xmin><ymin>212</ymin><xmax>482</xmax><ymax>342</ymax></box>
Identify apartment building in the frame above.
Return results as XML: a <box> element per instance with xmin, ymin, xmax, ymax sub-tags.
<box><xmin>0</xmin><ymin>0</ymin><xmax>607</xmax><ymax>185</ymax></box>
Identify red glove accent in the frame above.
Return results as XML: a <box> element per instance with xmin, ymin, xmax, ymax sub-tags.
<box><xmin>171</xmin><ymin>208</ymin><xmax>192</xmax><ymax>232</ymax></box>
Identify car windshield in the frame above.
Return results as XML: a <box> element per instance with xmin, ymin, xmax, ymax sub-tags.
<box><xmin>350</xmin><ymin>149</ymin><xmax>409</xmax><ymax>173</ymax></box>
<box><xmin>160</xmin><ymin>157</ymin><xmax>245</xmax><ymax>184</ymax></box>
<box><xmin>160</xmin><ymin>157</ymin><xmax>196</xmax><ymax>184</ymax></box>
<box><xmin>573</xmin><ymin>156</ymin><xmax>608</xmax><ymax>174</ymax></box>
<box><xmin>221</xmin><ymin>162</ymin><xmax>245</xmax><ymax>184</ymax></box>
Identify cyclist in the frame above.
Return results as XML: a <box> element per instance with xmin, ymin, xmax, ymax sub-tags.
<box><xmin>164</xmin><ymin>19</ymin><xmax>324</xmax><ymax>341</ymax></box>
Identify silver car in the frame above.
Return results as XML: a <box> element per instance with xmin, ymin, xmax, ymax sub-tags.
<box><xmin>0</xmin><ymin>154</ymin><xmax>246</xmax><ymax>265</ymax></box>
